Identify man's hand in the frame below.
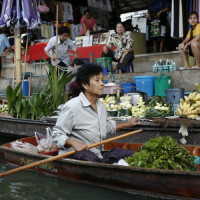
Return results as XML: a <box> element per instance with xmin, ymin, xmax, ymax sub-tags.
<box><xmin>127</xmin><ymin>117</ymin><xmax>140</xmax><ymax>126</ymax></box>
<box><xmin>65</xmin><ymin>138</ymin><xmax>88</xmax><ymax>152</ymax></box>
<box><xmin>103</xmin><ymin>46</ymin><xmax>108</xmax><ymax>54</ymax></box>
<box><xmin>120</xmin><ymin>56</ymin><xmax>124</xmax><ymax>63</ymax></box>
<box><xmin>116</xmin><ymin>117</ymin><xmax>140</xmax><ymax>131</ymax></box>
<box><xmin>157</xmin><ymin>11</ymin><xmax>162</xmax><ymax>18</ymax></box>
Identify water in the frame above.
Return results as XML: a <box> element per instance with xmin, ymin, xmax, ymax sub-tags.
<box><xmin>0</xmin><ymin>163</ymin><xmax>150</xmax><ymax>200</ymax></box>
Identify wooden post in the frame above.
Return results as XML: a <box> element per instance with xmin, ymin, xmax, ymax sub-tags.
<box><xmin>14</xmin><ymin>27</ymin><xmax>21</xmax><ymax>85</ymax></box>
<box><xmin>55</xmin><ymin>4</ymin><xmax>59</xmax><ymax>72</ymax></box>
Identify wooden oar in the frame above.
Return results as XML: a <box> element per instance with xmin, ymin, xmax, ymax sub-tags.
<box><xmin>0</xmin><ymin>129</ymin><xmax>142</xmax><ymax>178</ymax></box>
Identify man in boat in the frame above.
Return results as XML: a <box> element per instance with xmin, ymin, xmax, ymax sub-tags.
<box><xmin>52</xmin><ymin>63</ymin><xmax>140</xmax><ymax>163</ymax></box>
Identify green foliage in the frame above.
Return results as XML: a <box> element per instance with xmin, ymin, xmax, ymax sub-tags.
<box><xmin>125</xmin><ymin>136</ymin><xmax>196</xmax><ymax>171</ymax></box>
<box><xmin>6</xmin><ymin>59</ymin><xmax>75</xmax><ymax>120</ymax></box>
<box><xmin>145</xmin><ymin>96</ymin><xmax>174</xmax><ymax>118</ymax></box>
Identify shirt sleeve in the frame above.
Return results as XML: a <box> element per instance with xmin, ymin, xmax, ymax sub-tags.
<box><xmin>106</xmin><ymin>34</ymin><xmax>114</xmax><ymax>49</ymax></box>
<box><xmin>68</xmin><ymin>38</ymin><xmax>77</xmax><ymax>51</ymax></box>
<box><xmin>186</xmin><ymin>29</ymin><xmax>191</xmax><ymax>40</ymax></box>
<box><xmin>81</xmin><ymin>16</ymin><xmax>86</xmax><ymax>24</ymax></box>
<box><xmin>44</xmin><ymin>37</ymin><xmax>55</xmax><ymax>52</ymax></box>
<box><xmin>195</xmin><ymin>24</ymin><xmax>200</xmax><ymax>36</ymax></box>
<box><xmin>4</xmin><ymin>35</ymin><xmax>10</xmax><ymax>48</ymax></box>
<box><xmin>51</xmin><ymin>105</ymin><xmax>75</xmax><ymax>148</ymax></box>
<box><xmin>106</xmin><ymin>120</ymin><xmax>116</xmax><ymax>135</ymax></box>
<box><xmin>125</xmin><ymin>31</ymin><xmax>134</xmax><ymax>51</ymax></box>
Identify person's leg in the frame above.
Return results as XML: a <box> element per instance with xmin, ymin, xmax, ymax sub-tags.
<box><xmin>191</xmin><ymin>40</ymin><xmax>200</xmax><ymax>67</ymax></box>
<box><xmin>102</xmin><ymin>148</ymin><xmax>135</xmax><ymax>164</ymax></box>
<box><xmin>67</xmin><ymin>150</ymin><xmax>102</xmax><ymax>162</ymax></box>
<box><xmin>160</xmin><ymin>25</ymin><xmax>166</xmax><ymax>52</ymax></box>
<box><xmin>117</xmin><ymin>52</ymin><xmax>134</xmax><ymax>73</ymax></box>
<box><xmin>101</xmin><ymin>49</ymin><xmax>117</xmax><ymax>61</ymax></box>
<box><xmin>178</xmin><ymin>43</ymin><xmax>190</xmax><ymax>69</ymax></box>
<box><xmin>153</xmin><ymin>40</ymin><xmax>157</xmax><ymax>53</ymax></box>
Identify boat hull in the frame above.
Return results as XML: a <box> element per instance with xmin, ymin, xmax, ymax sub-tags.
<box><xmin>0</xmin><ymin>140</ymin><xmax>200</xmax><ymax>198</ymax></box>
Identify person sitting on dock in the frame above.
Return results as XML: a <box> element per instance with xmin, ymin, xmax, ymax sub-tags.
<box><xmin>179</xmin><ymin>12</ymin><xmax>200</xmax><ymax>70</ymax></box>
<box><xmin>102</xmin><ymin>22</ymin><xmax>134</xmax><ymax>73</ymax></box>
<box><xmin>52</xmin><ymin>63</ymin><xmax>140</xmax><ymax>164</ymax></box>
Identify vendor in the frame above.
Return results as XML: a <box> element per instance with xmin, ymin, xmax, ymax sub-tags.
<box><xmin>102</xmin><ymin>22</ymin><xmax>134</xmax><ymax>73</ymax></box>
<box><xmin>179</xmin><ymin>12</ymin><xmax>200</xmax><ymax>70</ymax></box>
<box><xmin>80</xmin><ymin>9</ymin><xmax>98</xmax><ymax>36</ymax></box>
<box><xmin>52</xmin><ymin>63</ymin><xmax>140</xmax><ymax>163</ymax></box>
<box><xmin>45</xmin><ymin>26</ymin><xmax>78</xmax><ymax>71</ymax></box>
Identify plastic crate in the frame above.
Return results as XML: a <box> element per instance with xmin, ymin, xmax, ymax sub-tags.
<box><xmin>165</xmin><ymin>88</ymin><xmax>184</xmax><ymax>104</ymax></box>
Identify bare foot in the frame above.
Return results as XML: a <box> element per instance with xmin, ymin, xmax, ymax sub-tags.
<box><xmin>191</xmin><ymin>66</ymin><xmax>200</xmax><ymax>69</ymax></box>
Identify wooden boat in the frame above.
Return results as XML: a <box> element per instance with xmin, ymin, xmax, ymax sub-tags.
<box><xmin>0</xmin><ymin>137</ymin><xmax>200</xmax><ymax>199</ymax></box>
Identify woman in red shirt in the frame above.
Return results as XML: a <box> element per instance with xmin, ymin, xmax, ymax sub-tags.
<box><xmin>80</xmin><ymin>9</ymin><xmax>98</xmax><ymax>35</ymax></box>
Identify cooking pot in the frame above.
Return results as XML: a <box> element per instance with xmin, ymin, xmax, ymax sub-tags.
<box><xmin>125</xmin><ymin>91</ymin><xmax>148</xmax><ymax>106</ymax></box>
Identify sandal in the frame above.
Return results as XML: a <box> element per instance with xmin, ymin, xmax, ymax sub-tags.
<box><xmin>191</xmin><ymin>66</ymin><xmax>200</xmax><ymax>69</ymax></box>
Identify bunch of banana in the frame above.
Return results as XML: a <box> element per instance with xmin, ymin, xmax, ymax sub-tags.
<box><xmin>176</xmin><ymin>92</ymin><xmax>200</xmax><ymax>119</ymax></box>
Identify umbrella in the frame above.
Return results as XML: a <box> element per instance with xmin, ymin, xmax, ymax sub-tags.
<box><xmin>0</xmin><ymin>0</ymin><xmax>39</xmax><ymax>29</ymax></box>
<box><xmin>0</xmin><ymin>0</ymin><xmax>40</xmax><ymax>84</ymax></box>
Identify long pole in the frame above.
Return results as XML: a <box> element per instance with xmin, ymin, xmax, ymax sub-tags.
<box><xmin>14</xmin><ymin>27</ymin><xmax>21</xmax><ymax>85</ymax></box>
<box><xmin>55</xmin><ymin>4</ymin><xmax>58</xmax><ymax>72</ymax></box>
<box><xmin>0</xmin><ymin>129</ymin><xmax>142</xmax><ymax>178</ymax></box>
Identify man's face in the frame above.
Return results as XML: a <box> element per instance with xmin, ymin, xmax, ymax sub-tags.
<box><xmin>189</xmin><ymin>14</ymin><xmax>198</xmax><ymax>26</ymax></box>
<box><xmin>83</xmin><ymin>73</ymin><xmax>104</xmax><ymax>97</ymax></box>
<box><xmin>60</xmin><ymin>33</ymin><xmax>68</xmax><ymax>42</ymax></box>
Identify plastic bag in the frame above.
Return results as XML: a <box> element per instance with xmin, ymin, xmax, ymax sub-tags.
<box><xmin>11</xmin><ymin>140</ymin><xmax>38</xmax><ymax>154</ymax></box>
<box><xmin>35</xmin><ymin>127</ymin><xmax>57</xmax><ymax>153</ymax></box>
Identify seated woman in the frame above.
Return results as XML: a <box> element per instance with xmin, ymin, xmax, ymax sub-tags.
<box><xmin>80</xmin><ymin>9</ymin><xmax>98</xmax><ymax>36</ymax></box>
<box><xmin>66</xmin><ymin>58</ymin><xmax>85</xmax><ymax>98</ymax></box>
<box><xmin>102</xmin><ymin>22</ymin><xmax>134</xmax><ymax>73</ymax></box>
<box><xmin>52</xmin><ymin>63</ymin><xmax>140</xmax><ymax>163</ymax></box>
<box><xmin>179</xmin><ymin>12</ymin><xmax>200</xmax><ymax>70</ymax></box>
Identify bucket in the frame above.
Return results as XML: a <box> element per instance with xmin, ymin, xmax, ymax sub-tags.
<box><xmin>154</xmin><ymin>75</ymin><xmax>171</xmax><ymax>96</ymax></box>
<box><xmin>20</xmin><ymin>80</ymin><xmax>29</xmax><ymax>96</ymax></box>
<box><xmin>95</xmin><ymin>57</ymin><xmax>112</xmax><ymax>71</ymax></box>
<box><xmin>133</xmin><ymin>76</ymin><xmax>154</xmax><ymax>97</ymax></box>
<box><xmin>121</xmin><ymin>82</ymin><xmax>136</xmax><ymax>93</ymax></box>
<box><xmin>102</xmin><ymin>68</ymin><xmax>107</xmax><ymax>75</ymax></box>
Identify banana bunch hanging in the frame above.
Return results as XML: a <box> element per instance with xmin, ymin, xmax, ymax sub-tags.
<box><xmin>176</xmin><ymin>92</ymin><xmax>200</xmax><ymax>119</ymax></box>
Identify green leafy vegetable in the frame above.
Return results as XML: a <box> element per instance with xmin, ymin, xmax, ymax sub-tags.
<box><xmin>125</xmin><ymin>136</ymin><xmax>195</xmax><ymax>171</ymax></box>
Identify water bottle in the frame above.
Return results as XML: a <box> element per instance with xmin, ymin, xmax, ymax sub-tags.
<box><xmin>158</xmin><ymin>59</ymin><xmax>163</xmax><ymax>72</ymax></box>
<box><xmin>152</xmin><ymin>61</ymin><xmax>158</xmax><ymax>72</ymax></box>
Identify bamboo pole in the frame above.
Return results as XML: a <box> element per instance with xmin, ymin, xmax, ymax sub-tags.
<box><xmin>55</xmin><ymin>4</ymin><xmax>59</xmax><ymax>72</ymax></box>
<box><xmin>14</xmin><ymin>27</ymin><xmax>21</xmax><ymax>85</ymax></box>
<box><xmin>0</xmin><ymin>129</ymin><xmax>142</xmax><ymax>178</ymax></box>
<box><xmin>21</xmin><ymin>34</ymin><xmax>29</xmax><ymax>92</ymax></box>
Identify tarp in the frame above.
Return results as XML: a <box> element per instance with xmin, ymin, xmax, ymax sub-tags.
<box><xmin>0</xmin><ymin>0</ymin><xmax>39</xmax><ymax>29</ymax></box>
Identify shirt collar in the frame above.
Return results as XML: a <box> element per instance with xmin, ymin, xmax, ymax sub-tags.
<box><xmin>79</xmin><ymin>92</ymin><xmax>102</xmax><ymax>108</ymax></box>
<box><xmin>58</xmin><ymin>36</ymin><xmax>68</xmax><ymax>45</ymax></box>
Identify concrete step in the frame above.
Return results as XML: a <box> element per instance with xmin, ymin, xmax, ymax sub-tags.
<box><xmin>133</xmin><ymin>51</ymin><xmax>183</xmax><ymax>73</ymax></box>
<box><xmin>1</xmin><ymin>69</ymin><xmax>199</xmax><ymax>95</ymax></box>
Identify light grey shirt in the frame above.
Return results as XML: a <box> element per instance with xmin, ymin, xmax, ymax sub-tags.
<box><xmin>52</xmin><ymin>92</ymin><xmax>116</xmax><ymax>158</ymax></box>
<box><xmin>44</xmin><ymin>36</ymin><xmax>76</xmax><ymax>66</ymax></box>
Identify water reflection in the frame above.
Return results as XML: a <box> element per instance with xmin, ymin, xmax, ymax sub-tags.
<box><xmin>0</xmin><ymin>163</ymin><xmax>144</xmax><ymax>200</ymax></box>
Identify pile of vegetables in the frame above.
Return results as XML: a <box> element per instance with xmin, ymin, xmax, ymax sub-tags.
<box><xmin>145</xmin><ymin>96</ymin><xmax>173</xmax><ymax>118</ymax></box>
<box><xmin>125</xmin><ymin>136</ymin><xmax>195</xmax><ymax>171</ymax></box>
<box><xmin>131</xmin><ymin>97</ymin><xmax>147</xmax><ymax>117</ymax></box>
<box><xmin>100</xmin><ymin>95</ymin><xmax>133</xmax><ymax>117</ymax></box>
<box><xmin>176</xmin><ymin>92</ymin><xmax>200</xmax><ymax>119</ymax></box>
